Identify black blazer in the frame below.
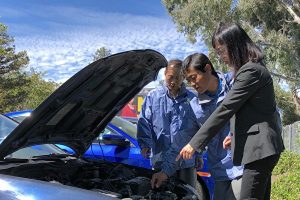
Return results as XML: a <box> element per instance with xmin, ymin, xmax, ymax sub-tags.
<box><xmin>189</xmin><ymin>61</ymin><xmax>284</xmax><ymax>165</ymax></box>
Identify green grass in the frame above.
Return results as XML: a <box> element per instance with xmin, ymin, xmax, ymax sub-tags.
<box><xmin>271</xmin><ymin>151</ymin><xmax>300</xmax><ymax>200</ymax></box>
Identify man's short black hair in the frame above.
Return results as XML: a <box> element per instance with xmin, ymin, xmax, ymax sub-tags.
<box><xmin>167</xmin><ymin>59</ymin><xmax>182</xmax><ymax>70</ymax></box>
<box><xmin>182</xmin><ymin>53</ymin><xmax>218</xmax><ymax>77</ymax></box>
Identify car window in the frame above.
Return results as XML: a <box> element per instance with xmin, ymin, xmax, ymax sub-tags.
<box><xmin>10</xmin><ymin>115</ymin><xmax>28</xmax><ymax>123</ymax></box>
<box><xmin>6</xmin><ymin>144</ymin><xmax>67</xmax><ymax>159</ymax></box>
<box><xmin>94</xmin><ymin>127</ymin><xmax>118</xmax><ymax>141</ymax></box>
<box><xmin>110</xmin><ymin>116</ymin><xmax>137</xmax><ymax>139</ymax></box>
<box><xmin>102</xmin><ymin>127</ymin><xmax>117</xmax><ymax>136</ymax></box>
<box><xmin>0</xmin><ymin>114</ymin><xmax>67</xmax><ymax>159</ymax></box>
<box><xmin>0</xmin><ymin>115</ymin><xmax>18</xmax><ymax>144</ymax></box>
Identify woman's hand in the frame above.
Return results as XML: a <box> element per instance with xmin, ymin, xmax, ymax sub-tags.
<box><xmin>223</xmin><ymin>136</ymin><xmax>231</xmax><ymax>149</ymax></box>
<box><xmin>176</xmin><ymin>143</ymin><xmax>196</xmax><ymax>160</ymax></box>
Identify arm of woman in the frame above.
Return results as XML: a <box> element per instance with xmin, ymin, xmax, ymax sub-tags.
<box><xmin>179</xmin><ymin>64</ymin><xmax>263</xmax><ymax>159</ymax></box>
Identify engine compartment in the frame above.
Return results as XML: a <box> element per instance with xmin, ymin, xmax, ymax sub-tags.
<box><xmin>0</xmin><ymin>157</ymin><xmax>199</xmax><ymax>199</ymax></box>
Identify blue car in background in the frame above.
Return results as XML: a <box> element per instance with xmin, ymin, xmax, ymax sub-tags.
<box><xmin>6</xmin><ymin>110</ymin><xmax>214</xmax><ymax>199</ymax></box>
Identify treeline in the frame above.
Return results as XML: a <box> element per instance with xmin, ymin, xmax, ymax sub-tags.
<box><xmin>2</xmin><ymin>2</ymin><xmax>300</xmax><ymax>126</ymax></box>
<box><xmin>0</xmin><ymin>23</ymin><xmax>58</xmax><ymax>113</ymax></box>
<box><xmin>163</xmin><ymin>0</ymin><xmax>300</xmax><ymax>125</ymax></box>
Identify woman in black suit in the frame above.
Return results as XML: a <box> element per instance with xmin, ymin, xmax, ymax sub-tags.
<box><xmin>178</xmin><ymin>22</ymin><xmax>284</xmax><ymax>199</ymax></box>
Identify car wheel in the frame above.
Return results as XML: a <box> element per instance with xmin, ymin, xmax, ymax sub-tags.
<box><xmin>196</xmin><ymin>181</ymin><xmax>209</xmax><ymax>200</ymax></box>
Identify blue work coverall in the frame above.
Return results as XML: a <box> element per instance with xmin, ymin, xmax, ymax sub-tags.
<box><xmin>137</xmin><ymin>83</ymin><xmax>199</xmax><ymax>180</ymax></box>
<box><xmin>189</xmin><ymin>72</ymin><xmax>243</xmax><ymax>199</ymax></box>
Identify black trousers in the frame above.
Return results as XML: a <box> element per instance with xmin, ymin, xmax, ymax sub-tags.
<box><xmin>175</xmin><ymin>167</ymin><xmax>197</xmax><ymax>188</ymax></box>
<box><xmin>240</xmin><ymin>154</ymin><xmax>280</xmax><ymax>200</ymax></box>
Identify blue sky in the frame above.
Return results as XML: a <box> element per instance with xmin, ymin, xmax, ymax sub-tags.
<box><xmin>0</xmin><ymin>0</ymin><xmax>207</xmax><ymax>84</ymax></box>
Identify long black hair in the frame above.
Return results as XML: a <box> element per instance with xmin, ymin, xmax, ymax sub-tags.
<box><xmin>212</xmin><ymin>22</ymin><xmax>264</xmax><ymax>73</ymax></box>
<box><xmin>182</xmin><ymin>53</ymin><xmax>218</xmax><ymax>77</ymax></box>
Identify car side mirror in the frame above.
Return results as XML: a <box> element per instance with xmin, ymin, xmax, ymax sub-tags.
<box><xmin>102</xmin><ymin>134</ymin><xmax>130</xmax><ymax>147</ymax></box>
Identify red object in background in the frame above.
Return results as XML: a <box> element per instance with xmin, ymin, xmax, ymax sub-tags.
<box><xmin>120</xmin><ymin>104</ymin><xmax>138</xmax><ymax>117</ymax></box>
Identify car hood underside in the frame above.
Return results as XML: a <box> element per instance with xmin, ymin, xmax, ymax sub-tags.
<box><xmin>0</xmin><ymin>49</ymin><xmax>167</xmax><ymax>158</ymax></box>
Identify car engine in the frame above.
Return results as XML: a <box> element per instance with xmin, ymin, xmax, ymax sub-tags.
<box><xmin>0</xmin><ymin>156</ymin><xmax>200</xmax><ymax>199</ymax></box>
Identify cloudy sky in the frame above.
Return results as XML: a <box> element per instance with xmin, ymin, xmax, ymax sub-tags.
<box><xmin>0</xmin><ymin>0</ymin><xmax>207</xmax><ymax>84</ymax></box>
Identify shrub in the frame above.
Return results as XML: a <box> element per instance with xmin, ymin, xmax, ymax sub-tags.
<box><xmin>271</xmin><ymin>151</ymin><xmax>300</xmax><ymax>200</ymax></box>
<box><xmin>271</xmin><ymin>170</ymin><xmax>300</xmax><ymax>200</ymax></box>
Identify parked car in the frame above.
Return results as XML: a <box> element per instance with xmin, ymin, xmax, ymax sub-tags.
<box><xmin>0</xmin><ymin>50</ymin><xmax>202</xmax><ymax>199</ymax></box>
<box><xmin>5</xmin><ymin>110</ymin><xmax>151</xmax><ymax>169</ymax></box>
<box><xmin>0</xmin><ymin>174</ymin><xmax>118</xmax><ymax>200</ymax></box>
<box><xmin>6</xmin><ymin>110</ymin><xmax>214</xmax><ymax>199</ymax></box>
<box><xmin>0</xmin><ymin>115</ymin><xmax>116</xmax><ymax>200</ymax></box>
<box><xmin>121</xmin><ymin>116</ymin><xmax>138</xmax><ymax>124</ymax></box>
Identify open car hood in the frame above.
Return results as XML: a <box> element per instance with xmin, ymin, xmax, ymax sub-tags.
<box><xmin>0</xmin><ymin>49</ymin><xmax>167</xmax><ymax>159</ymax></box>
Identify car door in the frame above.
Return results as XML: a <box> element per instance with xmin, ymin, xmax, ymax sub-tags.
<box><xmin>84</xmin><ymin>124</ymin><xmax>151</xmax><ymax>169</ymax></box>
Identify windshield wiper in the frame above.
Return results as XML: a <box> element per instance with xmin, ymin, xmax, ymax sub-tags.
<box><xmin>32</xmin><ymin>153</ymin><xmax>75</xmax><ymax>159</ymax></box>
<box><xmin>2</xmin><ymin>157</ymin><xmax>29</xmax><ymax>163</ymax></box>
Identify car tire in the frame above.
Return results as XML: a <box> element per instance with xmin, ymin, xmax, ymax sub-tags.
<box><xmin>196</xmin><ymin>181</ymin><xmax>209</xmax><ymax>200</ymax></box>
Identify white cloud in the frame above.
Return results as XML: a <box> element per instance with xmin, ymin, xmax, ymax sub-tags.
<box><xmin>14</xmin><ymin>12</ymin><xmax>207</xmax><ymax>85</ymax></box>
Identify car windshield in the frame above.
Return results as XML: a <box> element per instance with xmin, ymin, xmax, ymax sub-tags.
<box><xmin>0</xmin><ymin>114</ymin><xmax>66</xmax><ymax>159</ymax></box>
<box><xmin>10</xmin><ymin>115</ymin><xmax>28</xmax><ymax>123</ymax></box>
<box><xmin>0</xmin><ymin>115</ymin><xmax>17</xmax><ymax>143</ymax></box>
<box><xmin>111</xmin><ymin>116</ymin><xmax>137</xmax><ymax>139</ymax></box>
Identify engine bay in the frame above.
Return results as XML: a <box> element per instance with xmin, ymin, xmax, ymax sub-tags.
<box><xmin>0</xmin><ymin>156</ymin><xmax>199</xmax><ymax>199</ymax></box>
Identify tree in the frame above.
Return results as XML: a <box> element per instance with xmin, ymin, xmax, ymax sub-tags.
<box><xmin>0</xmin><ymin>23</ymin><xmax>58</xmax><ymax>112</ymax></box>
<box><xmin>0</xmin><ymin>71</ymin><xmax>29</xmax><ymax>112</ymax></box>
<box><xmin>0</xmin><ymin>23</ymin><xmax>29</xmax><ymax>75</ymax></box>
<box><xmin>163</xmin><ymin>0</ymin><xmax>300</xmax><ymax>125</ymax></box>
<box><xmin>0</xmin><ymin>23</ymin><xmax>31</xmax><ymax>112</ymax></box>
<box><xmin>0</xmin><ymin>70</ymin><xmax>58</xmax><ymax>113</ymax></box>
<box><xmin>274</xmin><ymin>83</ymin><xmax>300</xmax><ymax>125</ymax></box>
<box><xmin>18</xmin><ymin>70</ymin><xmax>58</xmax><ymax>111</ymax></box>
<box><xmin>92</xmin><ymin>47</ymin><xmax>112</xmax><ymax>61</ymax></box>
